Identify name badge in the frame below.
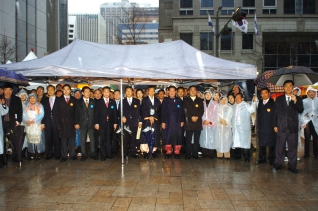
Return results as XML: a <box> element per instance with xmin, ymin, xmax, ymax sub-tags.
<box><xmin>150</xmin><ymin>109</ymin><xmax>155</xmax><ymax>115</ymax></box>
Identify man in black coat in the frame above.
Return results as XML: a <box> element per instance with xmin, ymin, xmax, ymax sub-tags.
<box><xmin>42</xmin><ymin>85</ymin><xmax>60</xmax><ymax>160</ymax></box>
<box><xmin>94</xmin><ymin>86</ymin><xmax>117</xmax><ymax>160</ymax></box>
<box><xmin>54</xmin><ymin>84</ymin><xmax>77</xmax><ymax>162</ymax></box>
<box><xmin>122</xmin><ymin>87</ymin><xmax>142</xmax><ymax>158</ymax></box>
<box><xmin>141</xmin><ymin>86</ymin><xmax>161</xmax><ymax>159</ymax></box>
<box><xmin>183</xmin><ymin>86</ymin><xmax>204</xmax><ymax>160</ymax></box>
<box><xmin>2</xmin><ymin>83</ymin><xmax>23</xmax><ymax>165</ymax></box>
<box><xmin>257</xmin><ymin>88</ymin><xmax>276</xmax><ymax>165</ymax></box>
<box><xmin>272</xmin><ymin>80</ymin><xmax>304</xmax><ymax>174</ymax></box>
<box><xmin>74</xmin><ymin>86</ymin><xmax>97</xmax><ymax>161</ymax></box>
<box><xmin>112</xmin><ymin>90</ymin><xmax>121</xmax><ymax>155</ymax></box>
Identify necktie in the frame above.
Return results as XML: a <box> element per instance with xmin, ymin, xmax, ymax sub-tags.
<box><xmin>263</xmin><ymin>100</ymin><xmax>266</xmax><ymax>105</ymax></box>
<box><xmin>66</xmin><ymin>97</ymin><xmax>69</xmax><ymax>104</ymax></box>
<box><xmin>49</xmin><ymin>98</ymin><xmax>53</xmax><ymax>110</ymax></box>
<box><xmin>129</xmin><ymin>99</ymin><xmax>131</xmax><ymax>106</ymax></box>
<box><xmin>85</xmin><ymin>99</ymin><xmax>89</xmax><ymax>108</ymax></box>
<box><xmin>287</xmin><ymin>97</ymin><xmax>290</xmax><ymax>105</ymax></box>
<box><xmin>105</xmin><ymin>99</ymin><xmax>108</xmax><ymax>108</ymax></box>
<box><xmin>116</xmin><ymin>101</ymin><xmax>119</xmax><ymax>109</ymax></box>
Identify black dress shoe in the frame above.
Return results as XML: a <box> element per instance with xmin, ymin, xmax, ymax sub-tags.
<box><xmin>71</xmin><ymin>156</ymin><xmax>77</xmax><ymax>160</ymax></box>
<box><xmin>234</xmin><ymin>156</ymin><xmax>242</xmax><ymax>160</ymax></box>
<box><xmin>175</xmin><ymin>154</ymin><xmax>180</xmax><ymax>159</ymax></box>
<box><xmin>165</xmin><ymin>154</ymin><xmax>171</xmax><ymax>159</ymax></box>
<box><xmin>272</xmin><ymin>165</ymin><xmax>282</xmax><ymax>171</ymax></box>
<box><xmin>258</xmin><ymin>159</ymin><xmax>266</xmax><ymax>164</ymax></box>
<box><xmin>288</xmin><ymin>168</ymin><xmax>298</xmax><ymax>174</ymax></box>
<box><xmin>304</xmin><ymin>155</ymin><xmax>309</xmax><ymax>158</ymax></box>
<box><xmin>131</xmin><ymin>155</ymin><xmax>139</xmax><ymax>159</ymax></box>
<box><xmin>245</xmin><ymin>158</ymin><xmax>250</xmax><ymax>162</ymax></box>
<box><xmin>101</xmin><ymin>158</ymin><xmax>106</xmax><ymax>161</ymax></box>
<box><xmin>2</xmin><ymin>162</ymin><xmax>7</xmax><ymax>166</ymax></box>
<box><xmin>81</xmin><ymin>156</ymin><xmax>87</xmax><ymax>161</ymax></box>
<box><xmin>209</xmin><ymin>156</ymin><xmax>214</xmax><ymax>159</ymax></box>
<box><xmin>61</xmin><ymin>158</ymin><xmax>67</xmax><ymax>162</ymax></box>
<box><xmin>45</xmin><ymin>156</ymin><xmax>52</xmax><ymax>161</ymax></box>
<box><xmin>55</xmin><ymin>156</ymin><xmax>60</xmax><ymax>160</ymax></box>
<box><xmin>106</xmin><ymin>156</ymin><xmax>113</xmax><ymax>159</ymax></box>
<box><xmin>185</xmin><ymin>156</ymin><xmax>191</xmax><ymax>160</ymax></box>
<box><xmin>201</xmin><ymin>155</ymin><xmax>206</xmax><ymax>159</ymax></box>
<box><xmin>193</xmin><ymin>156</ymin><xmax>200</xmax><ymax>160</ymax></box>
<box><xmin>91</xmin><ymin>156</ymin><xmax>98</xmax><ymax>160</ymax></box>
<box><xmin>144</xmin><ymin>153</ymin><xmax>149</xmax><ymax>159</ymax></box>
<box><xmin>152</xmin><ymin>153</ymin><xmax>158</xmax><ymax>158</ymax></box>
<box><xmin>315</xmin><ymin>156</ymin><xmax>318</xmax><ymax>159</ymax></box>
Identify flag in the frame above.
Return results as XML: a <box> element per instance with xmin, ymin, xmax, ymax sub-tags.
<box><xmin>254</xmin><ymin>13</ymin><xmax>259</xmax><ymax>35</ymax></box>
<box><xmin>208</xmin><ymin>14</ymin><xmax>215</xmax><ymax>34</ymax></box>
<box><xmin>232</xmin><ymin>19</ymin><xmax>248</xmax><ymax>33</ymax></box>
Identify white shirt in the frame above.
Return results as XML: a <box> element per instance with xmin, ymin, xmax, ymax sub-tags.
<box><xmin>149</xmin><ymin>96</ymin><xmax>154</xmax><ymax>105</ymax></box>
<box><xmin>64</xmin><ymin>95</ymin><xmax>70</xmax><ymax>101</ymax></box>
<box><xmin>190</xmin><ymin>96</ymin><xmax>196</xmax><ymax>101</ymax></box>
<box><xmin>263</xmin><ymin>98</ymin><xmax>269</xmax><ymax>105</ymax></box>
<box><xmin>83</xmin><ymin>97</ymin><xmax>89</xmax><ymax>104</ymax></box>
<box><xmin>127</xmin><ymin>97</ymin><xmax>132</xmax><ymax>104</ymax></box>
<box><xmin>285</xmin><ymin>94</ymin><xmax>291</xmax><ymax>103</ymax></box>
<box><xmin>103</xmin><ymin>97</ymin><xmax>109</xmax><ymax>104</ymax></box>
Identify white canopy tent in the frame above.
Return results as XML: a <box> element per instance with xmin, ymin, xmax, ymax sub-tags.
<box><xmin>0</xmin><ymin>39</ymin><xmax>257</xmax><ymax>80</ymax></box>
<box><xmin>22</xmin><ymin>51</ymin><xmax>37</xmax><ymax>62</ymax></box>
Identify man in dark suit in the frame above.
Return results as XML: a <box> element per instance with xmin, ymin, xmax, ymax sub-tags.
<box><xmin>112</xmin><ymin>90</ymin><xmax>121</xmax><ymax>156</ymax></box>
<box><xmin>122</xmin><ymin>87</ymin><xmax>142</xmax><ymax>158</ymax></box>
<box><xmin>1</xmin><ymin>83</ymin><xmax>23</xmax><ymax>165</ymax></box>
<box><xmin>183</xmin><ymin>86</ymin><xmax>204</xmax><ymax>160</ymax></box>
<box><xmin>74</xmin><ymin>86</ymin><xmax>97</xmax><ymax>161</ymax></box>
<box><xmin>94</xmin><ymin>86</ymin><xmax>117</xmax><ymax>160</ymax></box>
<box><xmin>42</xmin><ymin>85</ymin><xmax>60</xmax><ymax>160</ymax></box>
<box><xmin>272</xmin><ymin>80</ymin><xmax>304</xmax><ymax>174</ymax></box>
<box><xmin>257</xmin><ymin>88</ymin><xmax>276</xmax><ymax>165</ymax></box>
<box><xmin>141</xmin><ymin>86</ymin><xmax>161</xmax><ymax>159</ymax></box>
<box><xmin>54</xmin><ymin>84</ymin><xmax>77</xmax><ymax>162</ymax></box>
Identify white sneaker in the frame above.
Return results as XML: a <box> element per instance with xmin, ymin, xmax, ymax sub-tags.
<box><xmin>284</xmin><ymin>157</ymin><xmax>288</xmax><ymax>162</ymax></box>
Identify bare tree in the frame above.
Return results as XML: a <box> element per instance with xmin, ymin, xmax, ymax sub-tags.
<box><xmin>114</xmin><ymin>5</ymin><xmax>148</xmax><ymax>45</ymax></box>
<box><xmin>0</xmin><ymin>34</ymin><xmax>16</xmax><ymax>64</ymax></box>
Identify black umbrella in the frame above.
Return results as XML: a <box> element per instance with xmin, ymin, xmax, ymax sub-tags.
<box><xmin>267</xmin><ymin>66</ymin><xmax>318</xmax><ymax>87</ymax></box>
<box><xmin>0</xmin><ymin>68</ymin><xmax>29</xmax><ymax>86</ymax></box>
<box><xmin>7</xmin><ymin>125</ymin><xmax>26</xmax><ymax>165</ymax></box>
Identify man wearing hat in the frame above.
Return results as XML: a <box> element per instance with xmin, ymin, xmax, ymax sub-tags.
<box><xmin>301</xmin><ymin>86</ymin><xmax>318</xmax><ymax>159</ymax></box>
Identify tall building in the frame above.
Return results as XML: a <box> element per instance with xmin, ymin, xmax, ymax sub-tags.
<box><xmin>100</xmin><ymin>1</ymin><xmax>158</xmax><ymax>44</ymax></box>
<box><xmin>68</xmin><ymin>14</ymin><xmax>106</xmax><ymax>44</ymax></box>
<box><xmin>47</xmin><ymin>0</ymin><xmax>68</xmax><ymax>54</ymax></box>
<box><xmin>159</xmin><ymin>0</ymin><xmax>318</xmax><ymax>72</ymax></box>
<box><xmin>0</xmin><ymin>0</ymin><xmax>47</xmax><ymax>62</ymax></box>
<box><xmin>118</xmin><ymin>22</ymin><xmax>159</xmax><ymax>44</ymax></box>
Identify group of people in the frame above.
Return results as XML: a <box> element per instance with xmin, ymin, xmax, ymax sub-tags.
<box><xmin>0</xmin><ymin>79</ymin><xmax>316</xmax><ymax>174</ymax></box>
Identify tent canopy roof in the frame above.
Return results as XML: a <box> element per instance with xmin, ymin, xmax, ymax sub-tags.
<box><xmin>1</xmin><ymin>39</ymin><xmax>257</xmax><ymax>80</ymax></box>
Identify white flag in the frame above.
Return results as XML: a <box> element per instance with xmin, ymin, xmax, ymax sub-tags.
<box><xmin>208</xmin><ymin>14</ymin><xmax>215</xmax><ymax>34</ymax></box>
<box><xmin>232</xmin><ymin>19</ymin><xmax>248</xmax><ymax>33</ymax></box>
<box><xmin>254</xmin><ymin>13</ymin><xmax>259</xmax><ymax>35</ymax></box>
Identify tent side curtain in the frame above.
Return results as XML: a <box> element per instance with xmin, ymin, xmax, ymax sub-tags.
<box><xmin>0</xmin><ymin>40</ymin><xmax>257</xmax><ymax>80</ymax></box>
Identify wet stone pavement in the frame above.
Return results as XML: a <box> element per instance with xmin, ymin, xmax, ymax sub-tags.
<box><xmin>0</xmin><ymin>150</ymin><xmax>318</xmax><ymax>211</ymax></box>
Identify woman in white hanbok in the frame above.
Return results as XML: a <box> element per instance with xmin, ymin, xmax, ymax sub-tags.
<box><xmin>17</xmin><ymin>89</ymin><xmax>29</xmax><ymax>153</ymax></box>
<box><xmin>216</xmin><ymin>97</ymin><xmax>233</xmax><ymax>158</ymax></box>
<box><xmin>0</xmin><ymin>98</ymin><xmax>9</xmax><ymax>162</ymax></box>
<box><xmin>199</xmin><ymin>90</ymin><xmax>218</xmax><ymax>159</ymax></box>
<box><xmin>23</xmin><ymin>93</ymin><xmax>44</xmax><ymax>160</ymax></box>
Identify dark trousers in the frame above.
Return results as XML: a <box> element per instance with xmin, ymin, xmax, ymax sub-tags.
<box><xmin>99</xmin><ymin>123</ymin><xmax>113</xmax><ymax>158</ymax></box>
<box><xmin>45</xmin><ymin>126</ymin><xmax>60</xmax><ymax>158</ymax></box>
<box><xmin>61</xmin><ymin>137</ymin><xmax>75</xmax><ymax>159</ymax></box>
<box><xmin>79</xmin><ymin>128</ymin><xmax>95</xmax><ymax>157</ymax></box>
<box><xmin>304</xmin><ymin>121</ymin><xmax>318</xmax><ymax>157</ymax></box>
<box><xmin>234</xmin><ymin>148</ymin><xmax>250</xmax><ymax>159</ymax></box>
<box><xmin>275</xmin><ymin>132</ymin><xmax>298</xmax><ymax>169</ymax></box>
<box><xmin>123</xmin><ymin>126</ymin><xmax>138</xmax><ymax>156</ymax></box>
<box><xmin>2</xmin><ymin>121</ymin><xmax>16</xmax><ymax>162</ymax></box>
<box><xmin>186</xmin><ymin>130</ymin><xmax>201</xmax><ymax>157</ymax></box>
<box><xmin>259</xmin><ymin>146</ymin><xmax>275</xmax><ymax>163</ymax></box>
<box><xmin>112</xmin><ymin>125</ymin><xmax>120</xmax><ymax>155</ymax></box>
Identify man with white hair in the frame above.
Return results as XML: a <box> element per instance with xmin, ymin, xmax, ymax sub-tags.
<box><xmin>301</xmin><ymin>86</ymin><xmax>318</xmax><ymax>159</ymax></box>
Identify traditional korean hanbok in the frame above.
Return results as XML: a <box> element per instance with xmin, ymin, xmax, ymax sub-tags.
<box><xmin>216</xmin><ymin>97</ymin><xmax>233</xmax><ymax>158</ymax></box>
<box><xmin>199</xmin><ymin>91</ymin><xmax>219</xmax><ymax>152</ymax></box>
<box><xmin>23</xmin><ymin>95</ymin><xmax>44</xmax><ymax>158</ymax></box>
<box><xmin>232</xmin><ymin>101</ymin><xmax>256</xmax><ymax>149</ymax></box>
<box><xmin>17</xmin><ymin>89</ymin><xmax>29</xmax><ymax>150</ymax></box>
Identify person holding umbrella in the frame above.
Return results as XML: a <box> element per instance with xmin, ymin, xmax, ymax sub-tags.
<box><xmin>162</xmin><ymin>86</ymin><xmax>184</xmax><ymax>159</ymax></box>
<box><xmin>272</xmin><ymin>80</ymin><xmax>304</xmax><ymax>174</ymax></box>
<box><xmin>301</xmin><ymin>86</ymin><xmax>318</xmax><ymax>159</ymax></box>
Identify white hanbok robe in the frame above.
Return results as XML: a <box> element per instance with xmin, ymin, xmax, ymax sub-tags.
<box><xmin>0</xmin><ymin>105</ymin><xmax>9</xmax><ymax>154</ymax></box>
<box><xmin>216</xmin><ymin>104</ymin><xmax>233</xmax><ymax>153</ymax></box>
<box><xmin>232</xmin><ymin>101</ymin><xmax>256</xmax><ymax>149</ymax></box>
<box><xmin>301</xmin><ymin>88</ymin><xmax>318</xmax><ymax>134</ymax></box>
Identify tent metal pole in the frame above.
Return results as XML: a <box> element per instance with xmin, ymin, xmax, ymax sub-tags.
<box><xmin>254</xmin><ymin>86</ymin><xmax>259</xmax><ymax>165</ymax></box>
<box><xmin>120</xmin><ymin>79</ymin><xmax>124</xmax><ymax>164</ymax></box>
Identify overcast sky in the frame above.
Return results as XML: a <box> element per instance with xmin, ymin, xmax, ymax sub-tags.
<box><xmin>68</xmin><ymin>0</ymin><xmax>159</xmax><ymax>14</ymax></box>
